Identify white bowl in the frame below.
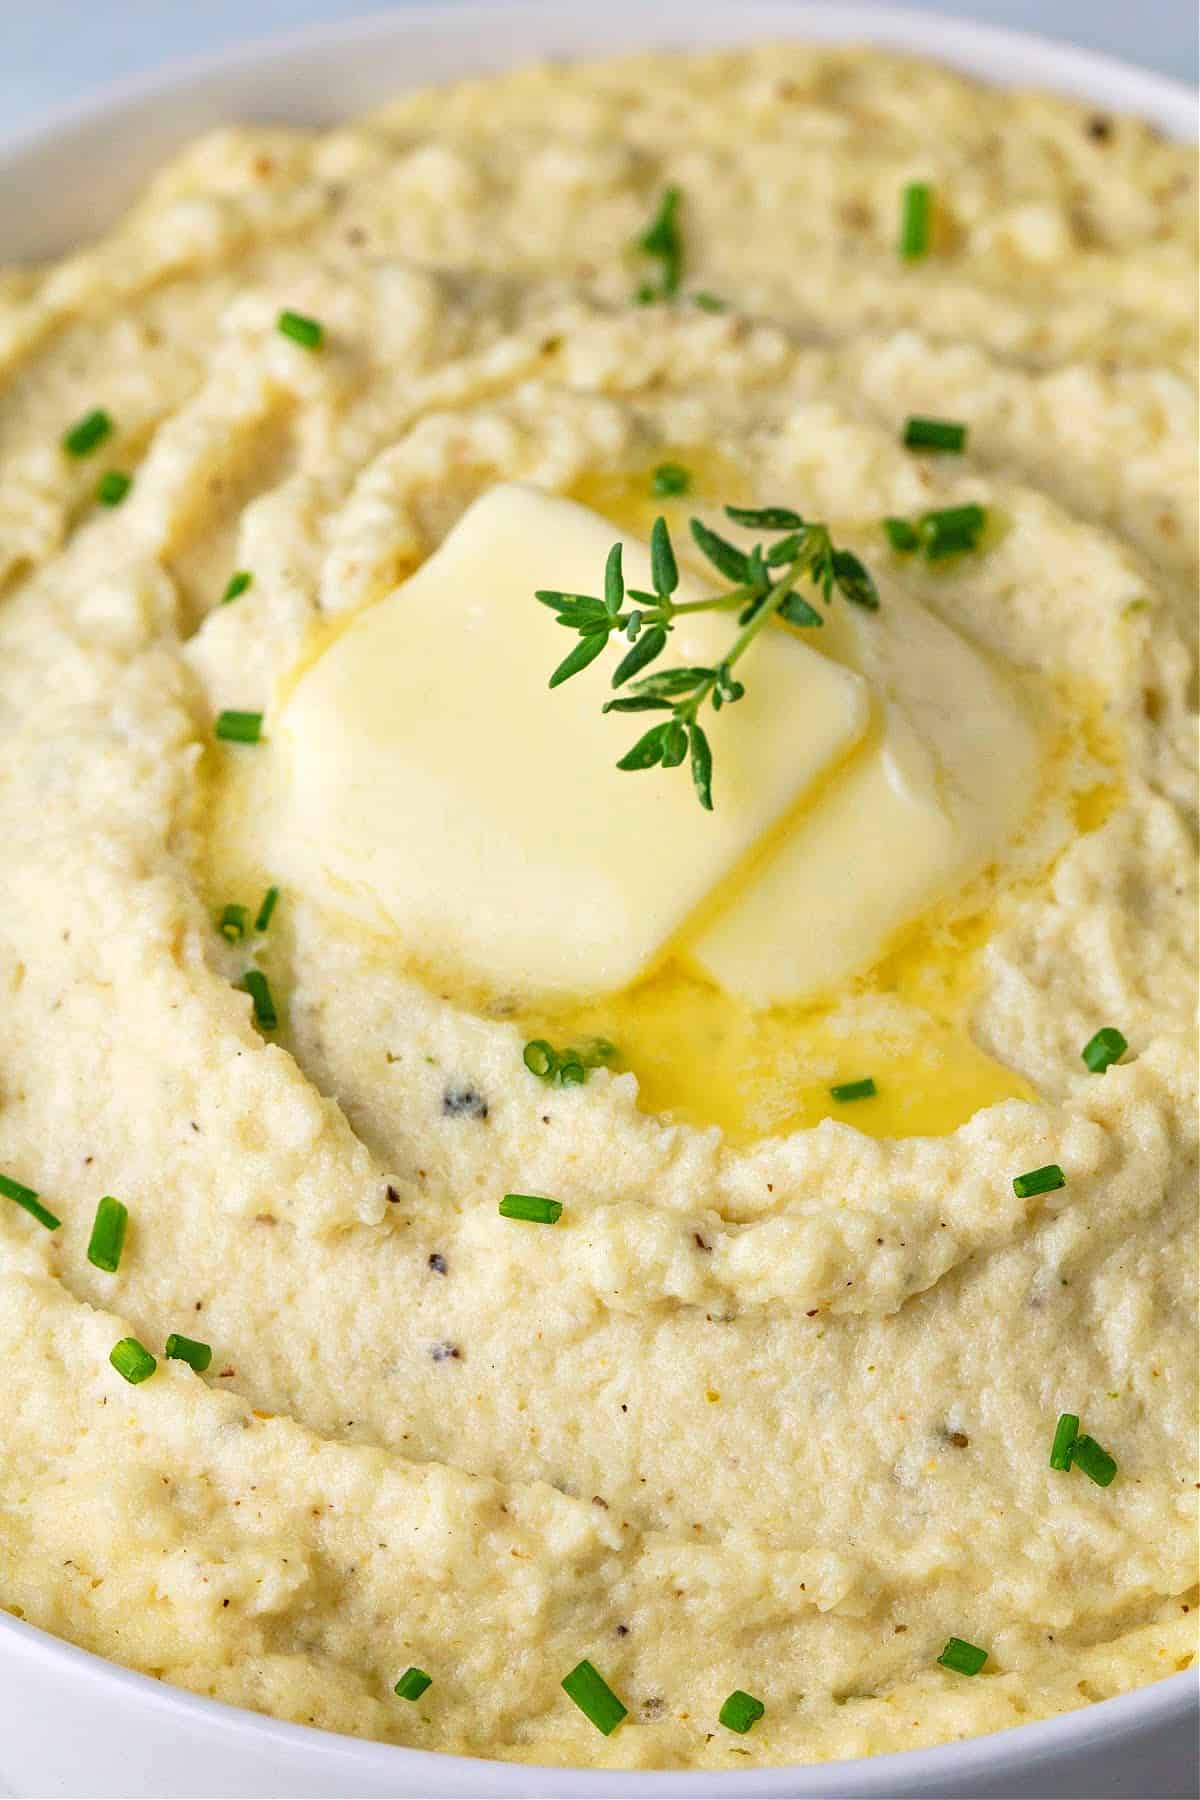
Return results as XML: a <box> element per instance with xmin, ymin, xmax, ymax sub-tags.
<box><xmin>0</xmin><ymin>7</ymin><xmax>1195</xmax><ymax>1796</ymax></box>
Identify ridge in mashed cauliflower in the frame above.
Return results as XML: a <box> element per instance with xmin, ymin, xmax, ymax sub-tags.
<box><xmin>0</xmin><ymin>41</ymin><xmax>1195</xmax><ymax>1774</ymax></box>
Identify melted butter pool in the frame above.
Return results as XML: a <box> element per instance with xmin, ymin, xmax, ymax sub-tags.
<box><xmin>512</xmin><ymin>940</ymin><xmax>1035</xmax><ymax>1144</ymax></box>
<box><xmin>196</xmin><ymin>453</ymin><xmax>1121</xmax><ymax>1146</ymax></box>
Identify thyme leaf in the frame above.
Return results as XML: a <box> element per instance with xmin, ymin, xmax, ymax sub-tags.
<box><xmin>539</xmin><ymin>505</ymin><xmax>880</xmax><ymax>809</ymax></box>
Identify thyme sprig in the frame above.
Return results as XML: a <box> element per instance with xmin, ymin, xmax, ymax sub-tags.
<box><xmin>537</xmin><ymin>507</ymin><xmax>878</xmax><ymax>809</ymax></box>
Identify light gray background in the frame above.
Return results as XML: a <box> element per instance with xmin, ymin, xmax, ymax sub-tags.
<box><xmin>0</xmin><ymin>0</ymin><xmax>1196</xmax><ymax>130</ymax></box>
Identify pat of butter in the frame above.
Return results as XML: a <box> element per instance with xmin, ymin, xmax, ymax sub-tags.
<box><xmin>273</xmin><ymin>484</ymin><xmax>870</xmax><ymax>998</ymax></box>
<box><xmin>690</xmin><ymin>586</ymin><xmax>1039</xmax><ymax>1007</ymax></box>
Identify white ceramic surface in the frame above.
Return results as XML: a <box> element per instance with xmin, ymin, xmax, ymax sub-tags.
<box><xmin>0</xmin><ymin>7</ymin><xmax>1195</xmax><ymax>1796</ymax></box>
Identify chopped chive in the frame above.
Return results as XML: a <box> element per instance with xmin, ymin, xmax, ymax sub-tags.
<box><xmin>110</xmin><ymin>1337</ymin><xmax>156</xmax><ymax>1384</ymax></box>
<box><xmin>557</xmin><ymin>1052</ymin><xmax>586</xmax><ymax>1087</ymax></box>
<box><xmin>1049</xmin><ymin>1412</ymin><xmax>1080</xmax><ymax>1471</ymax></box>
<box><xmin>884</xmin><ymin>516</ymin><xmax>920</xmax><ymax>552</ymax></box>
<box><xmin>277</xmin><ymin>308</ymin><xmax>324</xmax><ymax>349</ymax></box>
<box><xmin>693</xmin><ymin>290</ymin><xmax>727</xmax><ymax>312</ymax></box>
<box><xmin>86</xmin><ymin>1196</ymin><xmax>128</xmax><ymax>1273</ymax></box>
<box><xmin>937</xmin><ymin>1637</ymin><xmax>988</xmax><ymax>1676</ymax></box>
<box><xmin>903</xmin><ymin>416</ymin><xmax>967</xmax><ymax>454</ymax></box>
<box><xmin>719</xmin><ymin>1690</ymin><xmax>765</xmax><ymax>1734</ymax></box>
<box><xmin>899</xmin><ymin>182</ymin><xmax>932</xmax><ymax>260</ymax></box>
<box><xmin>499</xmin><ymin>1193</ymin><xmax>563</xmax><ymax>1225</ymax></box>
<box><xmin>240</xmin><ymin>969</ymin><xmax>278</xmax><ymax>1031</ymax></box>
<box><xmin>164</xmin><ymin>1332</ymin><xmax>212</xmax><ymax>1372</ymax></box>
<box><xmin>922</xmin><ymin>503</ymin><xmax>987</xmax><ymax>560</ymax></box>
<box><xmin>214</xmin><ymin>710</ymin><xmax>263</xmax><ymax>743</ymax></box>
<box><xmin>561</xmin><ymin>1659</ymin><xmax>627</xmax><ymax>1736</ymax></box>
<box><xmin>523</xmin><ymin>1039</ymin><xmax>557</xmax><ymax>1080</ymax></box>
<box><xmin>218</xmin><ymin>904</ymin><xmax>248</xmax><ymax>943</ymax></box>
<box><xmin>652</xmin><ymin>462</ymin><xmax>691</xmax><ymax>497</ymax></box>
<box><xmin>1071</xmin><ymin>1433</ymin><xmax>1118</xmax><ymax>1488</ymax></box>
<box><xmin>254</xmin><ymin>885</ymin><xmax>280</xmax><ymax>934</ymax></box>
<box><xmin>96</xmin><ymin>470</ymin><xmax>132</xmax><ymax>507</ymax></box>
<box><xmin>635</xmin><ymin>185</ymin><xmax>682</xmax><ymax>299</ymax></box>
<box><xmin>62</xmin><ymin>408</ymin><xmax>113</xmax><ymax>458</ymax></box>
<box><xmin>1013</xmin><ymin>1163</ymin><xmax>1066</xmax><ymax>1199</ymax></box>
<box><xmin>394</xmin><ymin>1666</ymin><xmax>432</xmax><ymax>1702</ymax></box>
<box><xmin>221</xmin><ymin>570</ymin><xmax>253</xmax><ymax>605</ymax></box>
<box><xmin>1082</xmin><ymin>1027</ymin><xmax>1127</xmax><ymax>1073</ymax></box>
<box><xmin>882</xmin><ymin>503</ymin><xmax>987</xmax><ymax>562</ymax></box>
<box><xmin>0</xmin><ymin>1170</ymin><xmax>60</xmax><ymax>1232</ymax></box>
<box><xmin>830</xmin><ymin>1077</ymin><xmax>876</xmax><ymax>1103</ymax></box>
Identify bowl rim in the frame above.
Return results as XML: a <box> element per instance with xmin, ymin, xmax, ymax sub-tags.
<box><xmin>0</xmin><ymin>1606</ymin><xmax>1194</xmax><ymax>1794</ymax></box>
<box><xmin>0</xmin><ymin>1</ymin><xmax>1194</xmax><ymax>184</ymax></box>
<box><xmin>0</xmin><ymin>1</ymin><xmax>1195</xmax><ymax>1789</ymax></box>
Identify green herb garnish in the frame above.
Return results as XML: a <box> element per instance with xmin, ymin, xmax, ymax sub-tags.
<box><xmin>1049</xmin><ymin>1411</ymin><xmax>1080</xmax><ymax>1472</ymax></box>
<box><xmin>221</xmin><ymin>570</ymin><xmax>253</xmax><ymax>605</ymax></box>
<box><xmin>394</xmin><ymin>1667</ymin><xmax>433</xmax><ymax>1702</ymax></box>
<box><xmin>165</xmin><ymin>1332</ymin><xmax>212</xmax><ymax>1372</ymax></box>
<box><xmin>883</xmin><ymin>517</ymin><xmax>921</xmax><ymax>552</ymax></box>
<box><xmin>1013</xmin><ymin>1163</ymin><xmax>1065</xmax><ymax>1199</ymax></box>
<box><xmin>0</xmin><ymin>1170</ymin><xmax>60</xmax><ymax>1232</ymax></box>
<box><xmin>719</xmin><ymin>1690</ymin><xmax>765</xmax><ymax>1734</ymax></box>
<box><xmin>884</xmin><ymin>503</ymin><xmax>987</xmax><ymax>562</ymax></box>
<box><xmin>277</xmin><ymin>309</ymin><xmax>324</xmax><ymax>350</ymax></box>
<box><xmin>254</xmin><ymin>885</ymin><xmax>280</xmax><ymax>933</ymax></box>
<box><xmin>652</xmin><ymin>462</ymin><xmax>691</xmax><ymax>497</ymax></box>
<box><xmin>239</xmin><ymin>969</ymin><xmax>278</xmax><ymax>1031</ymax></box>
<box><xmin>87</xmin><ymin>1196</ymin><xmax>128</xmax><ymax>1273</ymax></box>
<box><xmin>523</xmin><ymin>1037</ymin><xmax>615</xmax><ymax>1086</ymax></box>
<box><xmin>96</xmin><ymin>470</ymin><xmax>131</xmax><ymax>507</ymax></box>
<box><xmin>937</xmin><ymin>1637</ymin><xmax>987</xmax><ymax>1677</ymax></box>
<box><xmin>830</xmin><ymin>1077</ymin><xmax>877</xmax><ymax>1103</ymax></box>
<box><xmin>693</xmin><ymin>290</ymin><xmax>727</xmax><ymax>312</ymax></box>
<box><xmin>215</xmin><ymin>710</ymin><xmax>263</xmax><ymax>744</ymax></box>
<box><xmin>1082</xmin><ymin>1027</ymin><xmax>1127</xmax><ymax>1073</ymax></box>
<box><xmin>899</xmin><ymin>182</ymin><xmax>932</xmax><ymax>260</ymax></box>
<box><xmin>62</xmin><ymin>408</ymin><xmax>113</xmax><ymax>458</ymax></box>
<box><xmin>538</xmin><ymin>508</ymin><xmax>878</xmax><ymax>810</ymax></box>
<box><xmin>903</xmin><ymin>416</ymin><xmax>967</xmax><ymax>454</ymax></box>
<box><xmin>922</xmin><ymin>504</ymin><xmax>988</xmax><ymax>560</ymax></box>
<box><xmin>110</xmin><ymin>1338</ymin><xmax>157</xmax><ymax>1384</ymax></box>
<box><xmin>1070</xmin><ymin>1434</ymin><xmax>1118</xmax><ymax>1488</ymax></box>
<box><xmin>635</xmin><ymin>185</ymin><xmax>682</xmax><ymax>301</ymax></box>
<box><xmin>499</xmin><ymin>1193</ymin><xmax>563</xmax><ymax>1225</ymax></box>
<box><xmin>218</xmin><ymin>904</ymin><xmax>248</xmax><ymax>943</ymax></box>
<box><xmin>561</xmin><ymin>1659</ymin><xmax>627</xmax><ymax>1735</ymax></box>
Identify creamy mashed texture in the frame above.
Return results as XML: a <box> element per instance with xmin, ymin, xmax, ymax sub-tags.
<box><xmin>0</xmin><ymin>43</ymin><xmax>1196</xmax><ymax>1772</ymax></box>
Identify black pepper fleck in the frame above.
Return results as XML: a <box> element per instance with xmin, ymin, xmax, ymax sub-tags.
<box><xmin>428</xmin><ymin>1252</ymin><xmax>448</xmax><ymax>1275</ymax></box>
<box><xmin>386</xmin><ymin>1185</ymin><xmax>401</xmax><ymax>1203</ymax></box>
<box><xmin>615</xmin><ymin>1623</ymin><xmax>629</xmax><ymax>1637</ymax></box>
<box><xmin>693</xmin><ymin>1232</ymin><xmax>712</xmax><ymax>1252</ymax></box>
<box><xmin>430</xmin><ymin>1341</ymin><xmax>461</xmax><ymax>1362</ymax></box>
<box><xmin>1088</xmin><ymin>115</ymin><xmax>1113</xmax><ymax>142</ymax></box>
<box><xmin>442</xmin><ymin>1084</ymin><xmax>488</xmax><ymax>1120</ymax></box>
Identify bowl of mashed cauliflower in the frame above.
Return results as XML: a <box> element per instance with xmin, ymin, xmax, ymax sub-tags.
<box><xmin>0</xmin><ymin>4</ymin><xmax>1195</xmax><ymax>1797</ymax></box>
